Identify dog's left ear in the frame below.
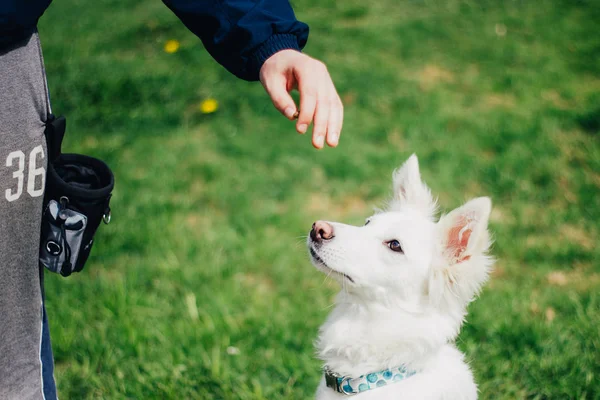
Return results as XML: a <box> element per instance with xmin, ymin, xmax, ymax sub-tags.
<box><xmin>430</xmin><ymin>197</ymin><xmax>493</xmax><ymax>306</ymax></box>
<box><xmin>390</xmin><ymin>154</ymin><xmax>437</xmax><ymax>218</ymax></box>
<box><xmin>438</xmin><ymin>197</ymin><xmax>491</xmax><ymax>265</ymax></box>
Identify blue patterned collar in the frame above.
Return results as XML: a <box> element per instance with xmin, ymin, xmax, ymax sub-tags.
<box><xmin>324</xmin><ymin>365</ymin><xmax>416</xmax><ymax>396</ymax></box>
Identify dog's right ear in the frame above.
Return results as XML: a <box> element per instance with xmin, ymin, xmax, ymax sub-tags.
<box><xmin>389</xmin><ymin>154</ymin><xmax>437</xmax><ymax>218</ymax></box>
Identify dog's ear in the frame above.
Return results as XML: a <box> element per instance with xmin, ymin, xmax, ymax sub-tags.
<box><xmin>438</xmin><ymin>197</ymin><xmax>492</xmax><ymax>265</ymax></box>
<box><xmin>430</xmin><ymin>197</ymin><xmax>493</xmax><ymax>306</ymax></box>
<box><xmin>389</xmin><ymin>154</ymin><xmax>437</xmax><ymax>218</ymax></box>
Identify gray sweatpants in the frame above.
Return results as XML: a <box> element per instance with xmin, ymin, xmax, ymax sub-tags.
<box><xmin>0</xmin><ymin>31</ymin><xmax>58</xmax><ymax>399</ymax></box>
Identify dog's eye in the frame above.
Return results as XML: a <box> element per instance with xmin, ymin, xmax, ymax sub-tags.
<box><xmin>387</xmin><ymin>240</ymin><xmax>403</xmax><ymax>253</ymax></box>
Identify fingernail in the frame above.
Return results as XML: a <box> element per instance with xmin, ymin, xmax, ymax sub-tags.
<box><xmin>284</xmin><ymin>107</ymin><xmax>295</xmax><ymax>119</ymax></box>
<box><xmin>330</xmin><ymin>132</ymin><xmax>339</xmax><ymax>146</ymax></box>
<box><xmin>316</xmin><ymin>135</ymin><xmax>325</xmax><ymax>148</ymax></box>
<box><xmin>298</xmin><ymin>124</ymin><xmax>308</xmax><ymax>134</ymax></box>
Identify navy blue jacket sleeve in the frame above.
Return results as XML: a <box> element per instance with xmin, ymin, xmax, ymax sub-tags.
<box><xmin>162</xmin><ymin>0</ymin><xmax>309</xmax><ymax>81</ymax></box>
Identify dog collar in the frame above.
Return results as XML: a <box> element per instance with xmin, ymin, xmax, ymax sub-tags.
<box><xmin>324</xmin><ymin>365</ymin><xmax>416</xmax><ymax>396</ymax></box>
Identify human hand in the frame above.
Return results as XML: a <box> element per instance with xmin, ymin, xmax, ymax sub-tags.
<box><xmin>259</xmin><ymin>50</ymin><xmax>343</xmax><ymax>149</ymax></box>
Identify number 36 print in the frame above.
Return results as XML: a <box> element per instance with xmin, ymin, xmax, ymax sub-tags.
<box><xmin>4</xmin><ymin>145</ymin><xmax>46</xmax><ymax>202</ymax></box>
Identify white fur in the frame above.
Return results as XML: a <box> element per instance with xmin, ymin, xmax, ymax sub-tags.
<box><xmin>308</xmin><ymin>154</ymin><xmax>493</xmax><ymax>400</ymax></box>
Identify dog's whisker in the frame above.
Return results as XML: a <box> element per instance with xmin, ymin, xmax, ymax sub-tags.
<box><xmin>321</xmin><ymin>268</ymin><xmax>334</xmax><ymax>285</ymax></box>
<box><xmin>342</xmin><ymin>278</ymin><xmax>349</xmax><ymax>295</ymax></box>
<box><xmin>295</xmin><ymin>236</ymin><xmax>310</xmax><ymax>247</ymax></box>
<box><xmin>294</xmin><ymin>241</ymin><xmax>307</xmax><ymax>249</ymax></box>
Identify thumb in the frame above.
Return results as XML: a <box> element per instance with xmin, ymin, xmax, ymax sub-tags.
<box><xmin>262</xmin><ymin>75</ymin><xmax>298</xmax><ymax>120</ymax></box>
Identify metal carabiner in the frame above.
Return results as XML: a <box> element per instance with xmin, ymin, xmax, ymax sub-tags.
<box><xmin>103</xmin><ymin>209</ymin><xmax>111</xmax><ymax>224</ymax></box>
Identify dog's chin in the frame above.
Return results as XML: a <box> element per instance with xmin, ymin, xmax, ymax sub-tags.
<box><xmin>309</xmin><ymin>246</ymin><xmax>355</xmax><ymax>283</ymax></box>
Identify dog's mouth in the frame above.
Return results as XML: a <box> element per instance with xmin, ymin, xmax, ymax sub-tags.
<box><xmin>309</xmin><ymin>246</ymin><xmax>355</xmax><ymax>283</ymax></box>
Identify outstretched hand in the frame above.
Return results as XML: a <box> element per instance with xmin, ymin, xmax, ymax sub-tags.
<box><xmin>259</xmin><ymin>50</ymin><xmax>343</xmax><ymax>149</ymax></box>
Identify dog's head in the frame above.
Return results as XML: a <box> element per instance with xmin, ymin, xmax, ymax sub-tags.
<box><xmin>307</xmin><ymin>154</ymin><xmax>493</xmax><ymax>316</ymax></box>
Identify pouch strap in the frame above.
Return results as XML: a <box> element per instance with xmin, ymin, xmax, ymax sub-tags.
<box><xmin>44</xmin><ymin>114</ymin><xmax>66</xmax><ymax>163</ymax></box>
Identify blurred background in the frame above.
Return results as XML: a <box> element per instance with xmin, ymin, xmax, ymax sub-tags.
<box><xmin>40</xmin><ymin>0</ymin><xmax>599</xmax><ymax>398</ymax></box>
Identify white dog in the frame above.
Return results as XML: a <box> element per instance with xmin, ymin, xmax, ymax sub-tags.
<box><xmin>307</xmin><ymin>154</ymin><xmax>493</xmax><ymax>400</ymax></box>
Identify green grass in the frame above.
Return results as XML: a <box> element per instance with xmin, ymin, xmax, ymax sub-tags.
<box><xmin>39</xmin><ymin>0</ymin><xmax>599</xmax><ymax>398</ymax></box>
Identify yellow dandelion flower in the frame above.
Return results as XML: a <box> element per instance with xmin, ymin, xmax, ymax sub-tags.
<box><xmin>199</xmin><ymin>98</ymin><xmax>219</xmax><ymax>114</ymax></box>
<box><xmin>164</xmin><ymin>39</ymin><xmax>180</xmax><ymax>54</ymax></box>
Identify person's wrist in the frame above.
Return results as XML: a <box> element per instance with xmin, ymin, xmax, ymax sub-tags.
<box><xmin>260</xmin><ymin>49</ymin><xmax>303</xmax><ymax>77</ymax></box>
<box><xmin>252</xmin><ymin>34</ymin><xmax>301</xmax><ymax>80</ymax></box>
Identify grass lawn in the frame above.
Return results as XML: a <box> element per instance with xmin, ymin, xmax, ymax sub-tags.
<box><xmin>40</xmin><ymin>0</ymin><xmax>599</xmax><ymax>398</ymax></box>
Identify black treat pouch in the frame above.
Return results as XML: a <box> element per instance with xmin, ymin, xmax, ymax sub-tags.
<box><xmin>40</xmin><ymin>115</ymin><xmax>114</xmax><ymax>276</ymax></box>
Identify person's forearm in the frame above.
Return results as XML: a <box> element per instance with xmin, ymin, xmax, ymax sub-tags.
<box><xmin>162</xmin><ymin>0</ymin><xmax>309</xmax><ymax>81</ymax></box>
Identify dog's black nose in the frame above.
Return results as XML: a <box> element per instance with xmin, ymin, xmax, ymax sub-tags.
<box><xmin>310</xmin><ymin>220</ymin><xmax>334</xmax><ymax>242</ymax></box>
